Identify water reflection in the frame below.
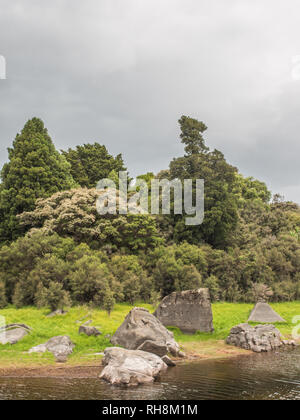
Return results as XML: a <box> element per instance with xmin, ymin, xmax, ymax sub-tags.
<box><xmin>0</xmin><ymin>348</ymin><xmax>299</xmax><ymax>400</ymax></box>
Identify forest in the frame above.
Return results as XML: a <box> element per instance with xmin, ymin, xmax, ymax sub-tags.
<box><xmin>0</xmin><ymin>116</ymin><xmax>300</xmax><ymax>313</ymax></box>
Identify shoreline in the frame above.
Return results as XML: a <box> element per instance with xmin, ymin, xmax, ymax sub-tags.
<box><xmin>0</xmin><ymin>341</ymin><xmax>252</xmax><ymax>378</ymax></box>
<box><xmin>0</xmin><ymin>339</ymin><xmax>298</xmax><ymax>378</ymax></box>
<box><xmin>0</xmin><ymin>303</ymin><xmax>298</xmax><ymax>379</ymax></box>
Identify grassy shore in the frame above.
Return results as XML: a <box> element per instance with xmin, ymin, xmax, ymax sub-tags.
<box><xmin>0</xmin><ymin>301</ymin><xmax>299</xmax><ymax>370</ymax></box>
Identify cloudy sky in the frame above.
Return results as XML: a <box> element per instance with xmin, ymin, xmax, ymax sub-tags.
<box><xmin>1</xmin><ymin>0</ymin><xmax>300</xmax><ymax>202</ymax></box>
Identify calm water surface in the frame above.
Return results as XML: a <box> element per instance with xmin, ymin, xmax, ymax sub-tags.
<box><xmin>0</xmin><ymin>348</ymin><xmax>299</xmax><ymax>400</ymax></box>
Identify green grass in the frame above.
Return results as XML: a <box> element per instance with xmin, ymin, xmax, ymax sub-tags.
<box><xmin>0</xmin><ymin>302</ymin><xmax>299</xmax><ymax>367</ymax></box>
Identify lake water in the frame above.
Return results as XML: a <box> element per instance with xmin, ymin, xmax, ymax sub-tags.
<box><xmin>0</xmin><ymin>347</ymin><xmax>299</xmax><ymax>400</ymax></box>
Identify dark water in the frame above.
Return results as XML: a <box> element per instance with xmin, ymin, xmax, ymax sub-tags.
<box><xmin>0</xmin><ymin>348</ymin><xmax>299</xmax><ymax>400</ymax></box>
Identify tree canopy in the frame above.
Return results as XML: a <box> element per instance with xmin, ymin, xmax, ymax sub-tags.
<box><xmin>0</xmin><ymin>118</ymin><xmax>76</xmax><ymax>243</ymax></box>
<box><xmin>0</xmin><ymin>116</ymin><xmax>299</xmax><ymax>310</ymax></box>
<box><xmin>61</xmin><ymin>143</ymin><xmax>126</xmax><ymax>188</ymax></box>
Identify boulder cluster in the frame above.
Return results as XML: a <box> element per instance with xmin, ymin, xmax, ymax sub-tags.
<box><xmin>100</xmin><ymin>307</ymin><xmax>183</xmax><ymax>386</ymax></box>
<box><xmin>226</xmin><ymin>323</ymin><xmax>283</xmax><ymax>352</ymax></box>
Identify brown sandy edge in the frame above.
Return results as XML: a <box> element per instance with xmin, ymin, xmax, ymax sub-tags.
<box><xmin>0</xmin><ymin>341</ymin><xmax>252</xmax><ymax>378</ymax></box>
<box><xmin>0</xmin><ymin>364</ymin><xmax>102</xmax><ymax>378</ymax></box>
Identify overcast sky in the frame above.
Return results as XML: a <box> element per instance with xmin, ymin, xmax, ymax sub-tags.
<box><xmin>1</xmin><ymin>0</ymin><xmax>300</xmax><ymax>202</ymax></box>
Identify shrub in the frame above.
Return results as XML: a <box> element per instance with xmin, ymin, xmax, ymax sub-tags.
<box><xmin>0</xmin><ymin>281</ymin><xmax>7</xmax><ymax>309</ymax></box>
<box><xmin>122</xmin><ymin>273</ymin><xmax>141</xmax><ymax>304</ymax></box>
<box><xmin>204</xmin><ymin>275</ymin><xmax>221</xmax><ymax>302</ymax></box>
<box><xmin>102</xmin><ymin>289</ymin><xmax>115</xmax><ymax>316</ymax></box>
<box><xmin>68</xmin><ymin>255</ymin><xmax>111</xmax><ymax>305</ymax></box>
<box><xmin>35</xmin><ymin>282</ymin><xmax>71</xmax><ymax>312</ymax></box>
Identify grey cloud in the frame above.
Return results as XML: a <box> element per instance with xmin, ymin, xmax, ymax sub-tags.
<box><xmin>1</xmin><ymin>0</ymin><xmax>300</xmax><ymax>201</ymax></box>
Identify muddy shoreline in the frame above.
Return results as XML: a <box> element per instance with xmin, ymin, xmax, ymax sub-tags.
<box><xmin>0</xmin><ymin>346</ymin><xmax>252</xmax><ymax>378</ymax></box>
<box><xmin>0</xmin><ymin>364</ymin><xmax>101</xmax><ymax>378</ymax></box>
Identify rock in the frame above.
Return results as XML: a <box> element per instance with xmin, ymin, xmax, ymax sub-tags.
<box><xmin>137</xmin><ymin>340</ymin><xmax>168</xmax><ymax>357</ymax></box>
<box><xmin>154</xmin><ymin>289</ymin><xmax>214</xmax><ymax>334</ymax></box>
<box><xmin>248</xmin><ymin>302</ymin><xmax>286</xmax><ymax>323</ymax></box>
<box><xmin>46</xmin><ymin>309</ymin><xmax>68</xmax><ymax>318</ymax></box>
<box><xmin>75</xmin><ymin>316</ymin><xmax>91</xmax><ymax>324</ymax></box>
<box><xmin>79</xmin><ymin>325</ymin><xmax>101</xmax><ymax>336</ymax></box>
<box><xmin>226</xmin><ymin>323</ymin><xmax>283</xmax><ymax>353</ymax></box>
<box><xmin>29</xmin><ymin>335</ymin><xmax>75</xmax><ymax>362</ymax></box>
<box><xmin>81</xmin><ymin>320</ymin><xmax>92</xmax><ymax>326</ymax></box>
<box><xmin>111</xmin><ymin>307</ymin><xmax>180</xmax><ymax>357</ymax></box>
<box><xmin>162</xmin><ymin>355</ymin><xmax>176</xmax><ymax>367</ymax></box>
<box><xmin>28</xmin><ymin>344</ymin><xmax>47</xmax><ymax>353</ymax></box>
<box><xmin>0</xmin><ymin>323</ymin><xmax>31</xmax><ymax>332</ymax></box>
<box><xmin>0</xmin><ymin>326</ymin><xmax>29</xmax><ymax>345</ymax></box>
<box><xmin>105</xmin><ymin>334</ymin><xmax>111</xmax><ymax>339</ymax></box>
<box><xmin>100</xmin><ymin>347</ymin><xmax>168</xmax><ymax>386</ymax></box>
<box><xmin>282</xmin><ymin>340</ymin><xmax>298</xmax><ymax>346</ymax></box>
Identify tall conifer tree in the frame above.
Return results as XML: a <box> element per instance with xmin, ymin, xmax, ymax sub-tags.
<box><xmin>0</xmin><ymin>118</ymin><xmax>77</xmax><ymax>243</ymax></box>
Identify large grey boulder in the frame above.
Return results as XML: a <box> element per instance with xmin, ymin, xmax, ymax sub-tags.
<box><xmin>0</xmin><ymin>324</ymin><xmax>31</xmax><ymax>345</ymax></box>
<box><xmin>248</xmin><ymin>302</ymin><xmax>286</xmax><ymax>323</ymax></box>
<box><xmin>29</xmin><ymin>335</ymin><xmax>75</xmax><ymax>362</ymax></box>
<box><xmin>111</xmin><ymin>307</ymin><xmax>181</xmax><ymax>357</ymax></box>
<box><xmin>226</xmin><ymin>323</ymin><xmax>283</xmax><ymax>353</ymax></box>
<box><xmin>100</xmin><ymin>347</ymin><xmax>168</xmax><ymax>386</ymax></box>
<box><xmin>154</xmin><ymin>289</ymin><xmax>214</xmax><ymax>334</ymax></box>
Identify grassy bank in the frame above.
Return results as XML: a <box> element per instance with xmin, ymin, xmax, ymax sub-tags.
<box><xmin>0</xmin><ymin>302</ymin><xmax>299</xmax><ymax>369</ymax></box>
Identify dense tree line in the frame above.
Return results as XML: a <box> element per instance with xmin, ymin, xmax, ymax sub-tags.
<box><xmin>0</xmin><ymin>116</ymin><xmax>299</xmax><ymax>312</ymax></box>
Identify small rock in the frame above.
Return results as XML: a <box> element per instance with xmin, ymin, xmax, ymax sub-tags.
<box><xmin>55</xmin><ymin>354</ymin><xmax>68</xmax><ymax>363</ymax></box>
<box><xmin>137</xmin><ymin>340</ymin><xmax>168</xmax><ymax>357</ymax></box>
<box><xmin>28</xmin><ymin>344</ymin><xmax>47</xmax><ymax>354</ymax></box>
<box><xmin>283</xmin><ymin>340</ymin><xmax>297</xmax><ymax>346</ymax></box>
<box><xmin>89</xmin><ymin>352</ymin><xmax>104</xmax><ymax>356</ymax></box>
<box><xmin>0</xmin><ymin>325</ymin><xmax>30</xmax><ymax>345</ymax></box>
<box><xmin>0</xmin><ymin>323</ymin><xmax>31</xmax><ymax>332</ymax></box>
<box><xmin>46</xmin><ymin>309</ymin><xmax>68</xmax><ymax>318</ymax></box>
<box><xmin>162</xmin><ymin>355</ymin><xmax>176</xmax><ymax>366</ymax></box>
<box><xmin>29</xmin><ymin>335</ymin><xmax>74</xmax><ymax>363</ymax></box>
<box><xmin>79</xmin><ymin>325</ymin><xmax>102</xmax><ymax>336</ymax></box>
<box><xmin>82</xmin><ymin>320</ymin><xmax>93</xmax><ymax>326</ymax></box>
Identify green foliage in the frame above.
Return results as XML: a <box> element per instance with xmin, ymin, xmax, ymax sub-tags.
<box><xmin>233</xmin><ymin>174</ymin><xmax>271</xmax><ymax>205</ymax></box>
<box><xmin>150</xmin><ymin>290</ymin><xmax>161</xmax><ymax>308</ymax></box>
<box><xmin>152</xmin><ymin>246</ymin><xmax>202</xmax><ymax>296</ymax></box>
<box><xmin>35</xmin><ymin>282</ymin><xmax>71</xmax><ymax>312</ymax></box>
<box><xmin>68</xmin><ymin>255</ymin><xmax>111</xmax><ymax>305</ymax></box>
<box><xmin>0</xmin><ymin>118</ymin><xmax>76</xmax><ymax>243</ymax></box>
<box><xmin>0</xmin><ymin>231</ymin><xmax>75</xmax><ymax>303</ymax></box>
<box><xmin>19</xmin><ymin>188</ymin><xmax>162</xmax><ymax>252</ymax></box>
<box><xmin>122</xmin><ymin>273</ymin><xmax>141</xmax><ymax>305</ymax></box>
<box><xmin>204</xmin><ymin>275</ymin><xmax>221</xmax><ymax>302</ymax></box>
<box><xmin>1</xmin><ymin>115</ymin><xmax>300</xmax><ymax>306</ymax></box>
<box><xmin>102</xmin><ymin>289</ymin><xmax>115</xmax><ymax>316</ymax></box>
<box><xmin>179</xmin><ymin>115</ymin><xmax>209</xmax><ymax>155</ymax></box>
<box><xmin>169</xmin><ymin>117</ymin><xmax>239</xmax><ymax>248</ymax></box>
<box><xmin>61</xmin><ymin>143</ymin><xmax>126</xmax><ymax>188</ymax></box>
<box><xmin>0</xmin><ymin>281</ymin><xmax>7</xmax><ymax>309</ymax></box>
